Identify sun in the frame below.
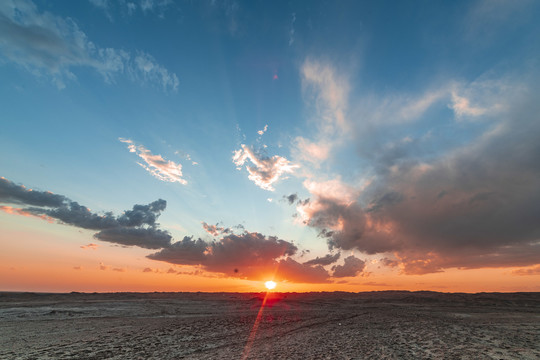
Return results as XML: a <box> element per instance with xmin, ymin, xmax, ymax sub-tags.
<box><xmin>265</xmin><ymin>281</ymin><xmax>276</xmax><ymax>290</ymax></box>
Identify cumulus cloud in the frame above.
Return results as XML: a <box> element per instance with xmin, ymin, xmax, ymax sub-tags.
<box><xmin>0</xmin><ymin>0</ymin><xmax>178</xmax><ymax>90</ymax></box>
<box><xmin>148</xmin><ymin>231</ymin><xmax>331</xmax><ymax>283</ymax></box>
<box><xmin>0</xmin><ymin>177</ymin><xmax>172</xmax><ymax>249</ymax></box>
<box><xmin>292</xmin><ymin>73</ymin><xmax>540</xmax><ymax>274</ymax></box>
<box><xmin>233</xmin><ymin>144</ymin><xmax>298</xmax><ymax>191</ymax></box>
<box><xmin>303</xmin><ymin>253</ymin><xmax>340</xmax><ymax>266</ymax></box>
<box><xmin>332</xmin><ymin>255</ymin><xmax>366</xmax><ymax>278</ymax></box>
<box><xmin>120</xmin><ymin>138</ymin><xmax>187</xmax><ymax>184</ymax></box>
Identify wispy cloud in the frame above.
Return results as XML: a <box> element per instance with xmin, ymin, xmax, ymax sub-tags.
<box><xmin>293</xmin><ymin>60</ymin><xmax>350</xmax><ymax>165</ymax></box>
<box><xmin>233</xmin><ymin>144</ymin><xmax>298</xmax><ymax>191</ymax></box>
<box><xmin>80</xmin><ymin>243</ymin><xmax>99</xmax><ymax>250</ymax></box>
<box><xmin>288</xmin><ymin>12</ymin><xmax>296</xmax><ymax>46</ymax></box>
<box><xmin>512</xmin><ymin>265</ymin><xmax>540</xmax><ymax>276</ymax></box>
<box><xmin>119</xmin><ymin>138</ymin><xmax>187</xmax><ymax>184</ymax></box>
<box><xmin>0</xmin><ymin>0</ymin><xmax>178</xmax><ymax>90</ymax></box>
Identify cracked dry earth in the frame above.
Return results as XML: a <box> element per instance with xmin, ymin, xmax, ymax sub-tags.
<box><xmin>0</xmin><ymin>292</ymin><xmax>539</xmax><ymax>359</ymax></box>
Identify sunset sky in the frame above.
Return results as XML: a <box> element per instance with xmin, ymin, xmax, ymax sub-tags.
<box><xmin>1</xmin><ymin>0</ymin><xmax>539</xmax><ymax>293</ymax></box>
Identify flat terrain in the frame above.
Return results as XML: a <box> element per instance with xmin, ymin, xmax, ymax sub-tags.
<box><xmin>0</xmin><ymin>291</ymin><xmax>539</xmax><ymax>359</ymax></box>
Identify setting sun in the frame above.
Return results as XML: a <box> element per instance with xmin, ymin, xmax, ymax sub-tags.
<box><xmin>265</xmin><ymin>281</ymin><xmax>276</xmax><ymax>290</ymax></box>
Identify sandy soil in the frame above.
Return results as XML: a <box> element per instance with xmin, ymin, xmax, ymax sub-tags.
<box><xmin>0</xmin><ymin>291</ymin><xmax>539</xmax><ymax>359</ymax></box>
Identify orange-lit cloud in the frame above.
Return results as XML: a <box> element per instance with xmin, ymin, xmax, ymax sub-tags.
<box><xmin>0</xmin><ymin>205</ymin><xmax>54</xmax><ymax>223</ymax></box>
<box><xmin>119</xmin><ymin>138</ymin><xmax>187</xmax><ymax>184</ymax></box>
<box><xmin>233</xmin><ymin>144</ymin><xmax>298</xmax><ymax>191</ymax></box>
<box><xmin>80</xmin><ymin>243</ymin><xmax>99</xmax><ymax>250</ymax></box>
<box><xmin>511</xmin><ymin>265</ymin><xmax>540</xmax><ymax>276</ymax></box>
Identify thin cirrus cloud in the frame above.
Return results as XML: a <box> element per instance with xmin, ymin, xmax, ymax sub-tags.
<box><xmin>233</xmin><ymin>144</ymin><xmax>298</xmax><ymax>191</ymax></box>
<box><xmin>292</xmin><ymin>59</ymin><xmax>350</xmax><ymax>167</ymax></box>
<box><xmin>0</xmin><ymin>0</ymin><xmax>178</xmax><ymax>90</ymax></box>
<box><xmin>119</xmin><ymin>138</ymin><xmax>187</xmax><ymax>184</ymax></box>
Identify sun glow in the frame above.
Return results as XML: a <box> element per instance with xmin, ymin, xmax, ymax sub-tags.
<box><xmin>265</xmin><ymin>281</ymin><xmax>276</xmax><ymax>290</ymax></box>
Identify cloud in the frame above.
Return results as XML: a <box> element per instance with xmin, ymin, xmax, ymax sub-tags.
<box><xmin>332</xmin><ymin>255</ymin><xmax>366</xmax><ymax>278</ymax></box>
<box><xmin>131</xmin><ymin>52</ymin><xmax>179</xmax><ymax>91</ymax></box>
<box><xmin>94</xmin><ymin>227</ymin><xmax>171</xmax><ymax>249</ymax></box>
<box><xmin>201</xmin><ymin>222</ymin><xmax>231</xmax><ymax>236</ymax></box>
<box><xmin>512</xmin><ymin>265</ymin><xmax>540</xmax><ymax>276</ymax></box>
<box><xmin>293</xmin><ymin>60</ymin><xmax>350</xmax><ymax>165</ymax></box>
<box><xmin>293</xmin><ymin>73</ymin><xmax>540</xmax><ymax>274</ymax></box>
<box><xmin>148</xmin><ymin>229</ymin><xmax>332</xmax><ymax>283</ymax></box>
<box><xmin>0</xmin><ymin>205</ymin><xmax>54</xmax><ymax>223</ymax></box>
<box><xmin>284</xmin><ymin>193</ymin><xmax>298</xmax><ymax>205</ymax></box>
<box><xmin>288</xmin><ymin>12</ymin><xmax>296</xmax><ymax>46</ymax></box>
<box><xmin>257</xmin><ymin>124</ymin><xmax>268</xmax><ymax>136</ymax></box>
<box><xmin>233</xmin><ymin>144</ymin><xmax>298</xmax><ymax>191</ymax></box>
<box><xmin>148</xmin><ymin>232</ymin><xmax>296</xmax><ymax>271</ymax></box>
<box><xmin>274</xmin><ymin>257</ymin><xmax>330</xmax><ymax>283</ymax></box>
<box><xmin>0</xmin><ymin>177</ymin><xmax>66</xmax><ymax>207</ymax></box>
<box><xmin>1</xmin><ymin>176</ymin><xmax>332</xmax><ymax>283</ymax></box>
<box><xmin>80</xmin><ymin>243</ymin><xmax>99</xmax><ymax>250</ymax></box>
<box><xmin>120</xmin><ymin>138</ymin><xmax>187</xmax><ymax>184</ymax></box>
<box><xmin>139</xmin><ymin>0</ymin><xmax>173</xmax><ymax>15</ymax></box>
<box><xmin>303</xmin><ymin>253</ymin><xmax>340</xmax><ymax>266</ymax></box>
<box><xmin>0</xmin><ymin>0</ymin><xmax>178</xmax><ymax>90</ymax></box>
<box><xmin>0</xmin><ymin>177</ymin><xmax>172</xmax><ymax>249</ymax></box>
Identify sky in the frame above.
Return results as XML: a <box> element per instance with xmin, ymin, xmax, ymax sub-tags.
<box><xmin>1</xmin><ymin>0</ymin><xmax>540</xmax><ymax>293</ymax></box>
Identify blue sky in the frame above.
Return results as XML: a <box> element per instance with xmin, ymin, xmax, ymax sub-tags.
<box><xmin>1</xmin><ymin>0</ymin><xmax>540</xmax><ymax>290</ymax></box>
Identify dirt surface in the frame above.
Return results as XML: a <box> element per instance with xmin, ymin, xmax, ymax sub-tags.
<box><xmin>1</xmin><ymin>291</ymin><xmax>539</xmax><ymax>359</ymax></box>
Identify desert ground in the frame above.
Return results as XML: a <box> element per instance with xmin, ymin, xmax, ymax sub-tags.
<box><xmin>0</xmin><ymin>291</ymin><xmax>538</xmax><ymax>359</ymax></box>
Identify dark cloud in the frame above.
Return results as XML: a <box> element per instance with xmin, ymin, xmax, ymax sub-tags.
<box><xmin>149</xmin><ymin>231</ymin><xmax>332</xmax><ymax>283</ymax></box>
<box><xmin>201</xmin><ymin>222</ymin><xmax>232</xmax><ymax>236</ymax></box>
<box><xmin>94</xmin><ymin>227</ymin><xmax>172</xmax><ymax>249</ymax></box>
<box><xmin>0</xmin><ymin>177</ymin><xmax>171</xmax><ymax>249</ymax></box>
<box><xmin>284</xmin><ymin>193</ymin><xmax>298</xmax><ymax>204</ymax></box>
<box><xmin>0</xmin><ymin>177</ymin><xmax>66</xmax><ymax>207</ymax></box>
<box><xmin>275</xmin><ymin>258</ymin><xmax>330</xmax><ymax>283</ymax></box>
<box><xmin>147</xmin><ymin>236</ymin><xmax>208</xmax><ymax>265</ymax></box>
<box><xmin>303</xmin><ymin>253</ymin><xmax>340</xmax><ymax>266</ymax></box>
<box><xmin>332</xmin><ymin>255</ymin><xmax>366</xmax><ymax>278</ymax></box>
<box><xmin>300</xmin><ymin>79</ymin><xmax>540</xmax><ymax>274</ymax></box>
<box><xmin>149</xmin><ymin>232</ymin><xmax>299</xmax><ymax>276</ymax></box>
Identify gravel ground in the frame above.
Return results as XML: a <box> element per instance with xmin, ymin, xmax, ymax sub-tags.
<box><xmin>1</xmin><ymin>291</ymin><xmax>539</xmax><ymax>359</ymax></box>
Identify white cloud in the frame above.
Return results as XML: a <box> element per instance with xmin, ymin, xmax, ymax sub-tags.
<box><xmin>257</xmin><ymin>124</ymin><xmax>268</xmax><ymax>136</ymax></box>
<box><xmin>233</xmin><ymin>144</ymin><xmax>298</xmax><ymax>191</ymax></box>
<box><xmin>292</xmin><ymin>60</ymin><xmax>351</xmax><ymax>166</ymax></box>
<box><xmin>119</xmin><ymin>138</ymin><xmax>187</xmax><ymax>184</ymax></box>
<box><xmin>0</xmin><ymin>0</ymin><xmax>178</xmax><ymax>91</ymax></box>
<box><xmin>132</xmin><ymin>52</ymin><xmax>179</xmax><ymax>91</ymax></box>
